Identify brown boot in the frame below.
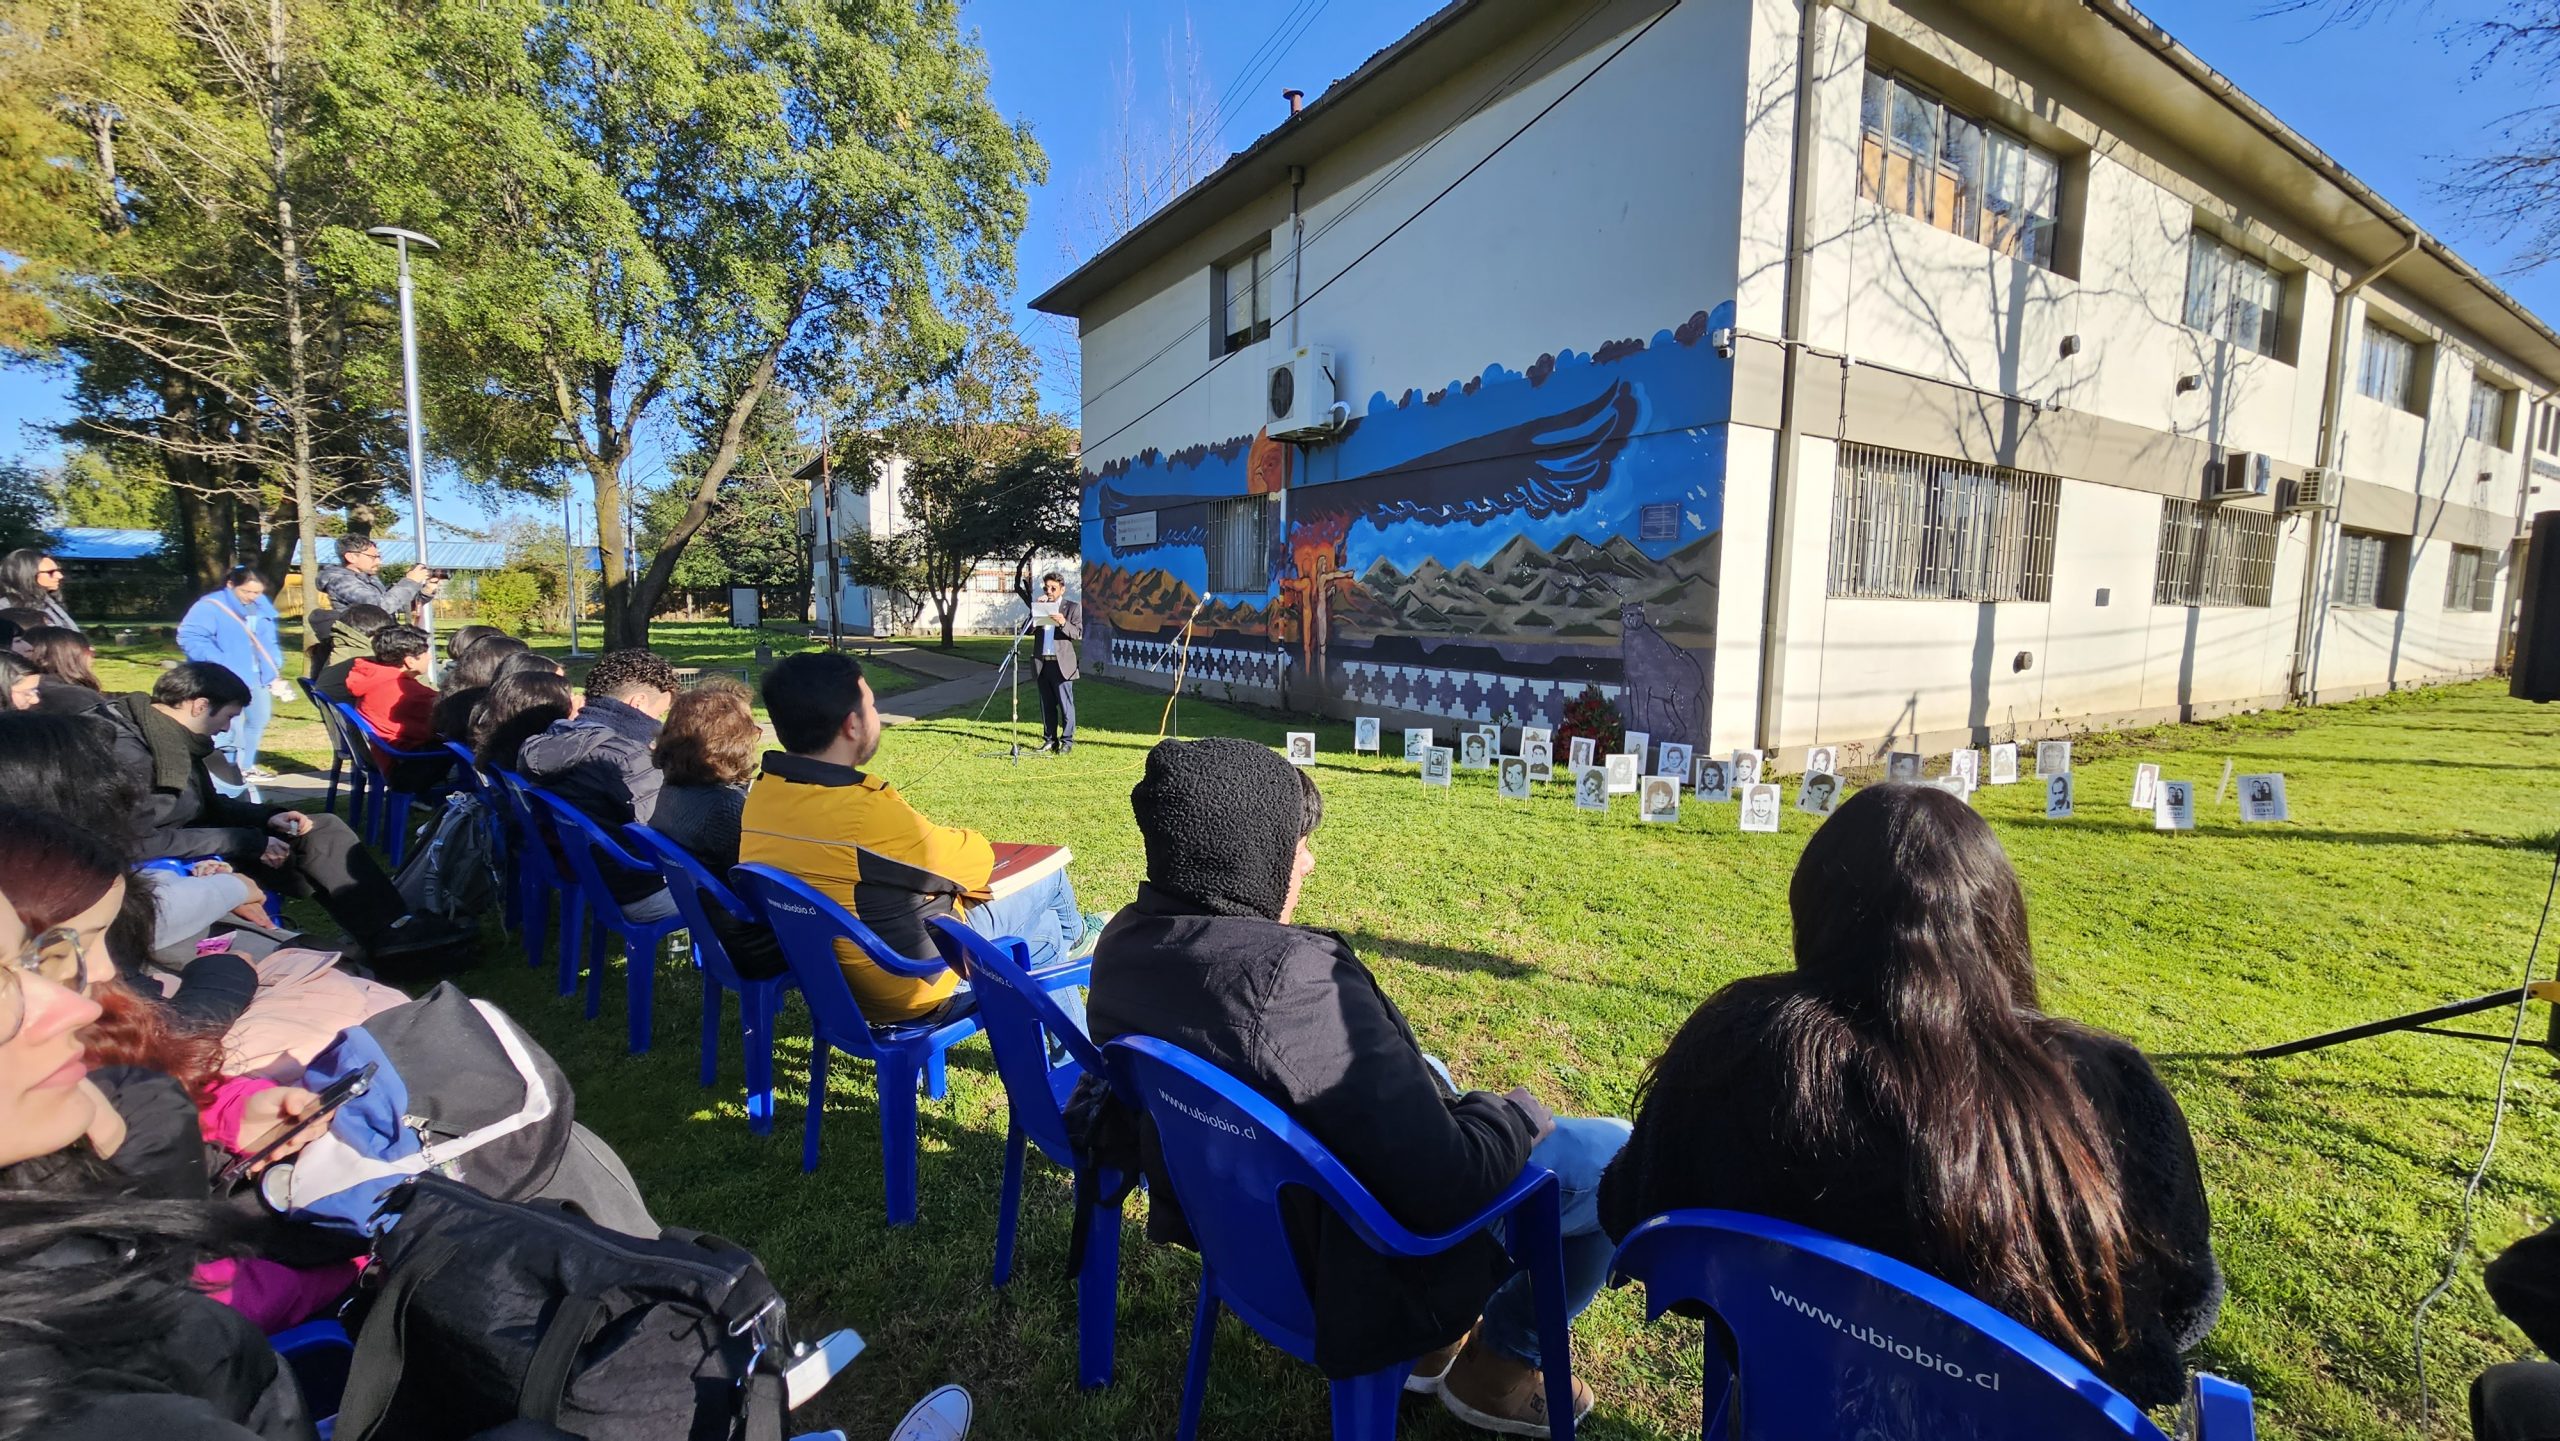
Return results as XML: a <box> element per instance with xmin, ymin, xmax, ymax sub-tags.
<box><xmin>1436</xmin><ymin>1336</ymin><xmax>1593</xmax><ymax>1437</ymax></box>
<box><xmin>1405</xmin><ymin>1322</ymin><xmax>1476</xmax><ymax>1394</ymax></box>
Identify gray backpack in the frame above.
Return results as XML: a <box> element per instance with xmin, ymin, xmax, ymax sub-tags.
<box><xmin>394</xmin><ymin>794</ymin><xmax>501</xmax><ymax>922</ymax></box>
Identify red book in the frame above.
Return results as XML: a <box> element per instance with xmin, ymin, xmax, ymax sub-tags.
<box><xmin>987</xmin><ymin>842</ymin><xmax>1070</xmax><ymax>898</ymax></box>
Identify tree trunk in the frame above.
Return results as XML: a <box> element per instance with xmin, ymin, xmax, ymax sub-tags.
<box><xmin>176</xmin><ymin>489</ymin><xmax>226</xmax><ymax>592</ymax></box>
<box><xmin>624</xmin><ymin>340</ymin><xmax>788</xmax><ymax>644</ymax></box>
<box><xmin>265</xmin><ymin>0</ymin><xmax>322</xmax><ymax>649</ymax></box>
<box><xmin>256</xmin><ymin>494</ymin><xmax>299</xmax><ymax>594</ymax></box>
<box><xmin>592</xmin><ymin>453</ymin><xmax>638</xmax><ymax>649</ymax></box>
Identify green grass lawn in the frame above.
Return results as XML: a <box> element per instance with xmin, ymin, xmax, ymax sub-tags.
<box><xmin>412</xmin><ymin>675</ymin><xmax>2560</xmax><ymax>1439</ymax></box>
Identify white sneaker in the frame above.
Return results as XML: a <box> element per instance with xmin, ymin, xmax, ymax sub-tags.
<box><xmin>888</xmin><ymin>1384</ymin><xmax>973</xmax><ymax>1441</ymax></box>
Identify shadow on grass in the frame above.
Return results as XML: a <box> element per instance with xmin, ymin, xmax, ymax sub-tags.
<box><xmin>1338</xmin><ymin>929</ymin><xmax>1540</xmax><ymax>980</ymax></box>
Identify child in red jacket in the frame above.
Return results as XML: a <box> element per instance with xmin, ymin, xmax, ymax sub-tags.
<box><xmin>346</xmin><ymin>623</ymin><xmax>444</xmax><ymax>788</ymax></box>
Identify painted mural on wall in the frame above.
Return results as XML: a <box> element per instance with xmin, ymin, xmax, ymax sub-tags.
<box><xmin>1082</xmin><ymin>309</ymin><xmax>1729</xmax><ymax>742</ymax></box>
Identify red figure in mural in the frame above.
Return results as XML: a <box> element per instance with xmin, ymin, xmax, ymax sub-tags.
<box><xmin>1275</xmin><ymin>509</ymin><xmax>1359</xmax><ymax>679</ymax></box>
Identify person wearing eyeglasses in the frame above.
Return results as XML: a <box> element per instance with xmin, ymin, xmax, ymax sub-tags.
<box><xmin>0</xmin><ymin>547</ymin><xmax>78</xmax><ymax>632</ymax></box>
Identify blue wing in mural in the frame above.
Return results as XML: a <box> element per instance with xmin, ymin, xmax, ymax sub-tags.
<box><xmin>1331</xmin><ymin>378</ymin><xmax>1640</xmax><ymax>531</ymax></box>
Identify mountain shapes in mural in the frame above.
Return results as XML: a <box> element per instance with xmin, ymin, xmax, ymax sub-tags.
<box><xmin>1346</xmin><ymin>531</ymin><xmax>1719</xmax><ymax>647</ymax></box>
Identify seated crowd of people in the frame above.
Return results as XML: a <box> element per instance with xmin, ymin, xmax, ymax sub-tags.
<box><xmin>4</xmin><ymin>541</ymin><xmax>2557</xmax><ymax>1440</ymax></box>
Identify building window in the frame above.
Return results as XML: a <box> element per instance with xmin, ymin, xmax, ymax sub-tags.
<box><xmin>2183</xmin><ymin>232</ymin><xmax>2282</xmax><ymax>357</ymax></box>
<box><xmin>2332</xmin><ymin>529</ymin><xmax>2405</xmax><ymax>609</ymax></box>
<box><xmin>2540</xmin><ymin>403</ymin><xmax>2559</xmax><ymax>454</ymax></box>
<box><xmin>1215</xmin><ymin>242</ymin><xmax>1272</xmax><ymax>356</ymax></box>
<box><xmin>2444</xmin><ymin>544</ymin><xmax>2498</xmax><ymax>612</ymax></box>
<box><xmin>2468</xmin><ymin>377</ymin><xmax>2509</xmax><ymax>446</ymax></box>
<box><xmin>1204</xmin><ymin>493</ymin><xmax>1277</xmax><ymax>593</ymax></box>
<box><xmin>1827</xmin><ymin>443</ymin><xmax>2059</xmax><ymax>602</ymax></box>
<box><xmin>2358</xmin><ymin>325</ymin><xmax>2420</xmax><ymax>411</ymax></box>
<box><xmin>2154</xmin><ymin>500</ymin><xmax>2277</xmax><ymax>607</ymax></box>
<box><xmin>1858</xmin><ymin>70</ymin><xmax>2061</xmax><ymax>270</ymax></box>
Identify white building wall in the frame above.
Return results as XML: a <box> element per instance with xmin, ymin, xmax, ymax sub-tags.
<box><xmin>1720</xmin><ymin>0</ymin><xmax>2534</xmax><ymax>756</ymax></box>
<box><xmin>1078</xmin><ymin>0</ymin><xmax>1753</xmax><ymax>479</ymax></box>
<box><xmin>804</xmin><ymin>452</ymin><xmax>1073</xmax><ymax>637</ymax></box>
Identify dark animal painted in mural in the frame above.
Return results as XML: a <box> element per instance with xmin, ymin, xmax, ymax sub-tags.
<box><xmin>1274</xmin><ymin>379</ymin><xmax>1645</xmax><ymax>684</ymax></box>
<box><xmin>1081</xmin><ymin>312</ymin><xmax>1728</xmax><ymax>730</ymax></box>
<box><xmin>1619</xmin><ymin>599</ymin><xmax>1706</xmax><ymax>747</ymax></box>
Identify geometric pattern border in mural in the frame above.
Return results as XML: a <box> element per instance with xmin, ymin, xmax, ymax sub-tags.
<box><xmin>1336</xmin><ymin>658</ymin><xmax>1623</xmax><ymax>731</ymax></box>
<box><xmin>1108</xmin><ymin>639</ymin><xmax>1291</xmax><ymax>692</ymax></box>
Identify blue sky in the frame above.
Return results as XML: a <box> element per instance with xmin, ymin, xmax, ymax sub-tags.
<box><xmin>4</xmin><ymin>0</ymin><xmax>2549</xmax><ymax>531</ymax></box>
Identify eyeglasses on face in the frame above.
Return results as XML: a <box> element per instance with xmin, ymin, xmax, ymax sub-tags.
<box><xmin>35</xmin><ymin>566</ymin><xmax>61</xmax><ymax>577</ymax></box>
<box><xmin>0</xmin><ymin>925</ymin><xmax>85</xmax><ymax>1045</ymax></box>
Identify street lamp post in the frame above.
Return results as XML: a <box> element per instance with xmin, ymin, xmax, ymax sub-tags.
<box><xmin>366</xmin><ymin>225</ymin><xmax>441</xmax><ymax>675</ymax></box>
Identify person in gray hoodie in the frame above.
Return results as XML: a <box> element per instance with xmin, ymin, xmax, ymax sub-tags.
<box><xmin>517</xmin><ymin>648</ymin><xmax>680</xmax><ymax>921</ymax></box>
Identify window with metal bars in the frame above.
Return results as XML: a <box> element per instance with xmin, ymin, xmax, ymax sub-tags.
<box><xmin>1204</xmin><ymin>494</ymin><xmax>1278</xmax><ymax>593</ymax></box>
<box><xmin>1827</xmin><ymin>445</ymin><xmax>2059</xmax><ymax>601</ymax></box>
<box><xmin>2154</xmin><ymin>500</ymin><xmax>2277</xmax><ymax>607</ymax></box>
<box><xmin>2443</xmin><ymin>544</ymin><xmax>2498</xmax><ymax>612</ymax></box>
<box><xmin>2332</xmin><ymin>529</ymin><xmax>2404</xmax><ymax>609</ymax></box>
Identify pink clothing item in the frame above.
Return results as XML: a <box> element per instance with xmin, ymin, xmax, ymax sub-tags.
<box><xmin>197</xmin><ymin>1255</ymin><xmax>363</xmax><ymax>1334</ymax></box>
<box><xmin>193</xmin><ymin>1074</ymin><xmax>365</xmax><ymax>1332</ymax></box>
<box><xmin>200</xmin><ymin>1074</ymin><xmax>276</xmax><ymax>1150</ymax></box>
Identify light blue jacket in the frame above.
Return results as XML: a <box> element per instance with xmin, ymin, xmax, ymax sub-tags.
<box><xmin>176</xmin><ymin>586</ymin><xmax>283</xmax><ymax>689</ymax></box>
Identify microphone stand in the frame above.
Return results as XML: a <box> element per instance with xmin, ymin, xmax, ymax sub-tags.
<box><xmin>978</xmin><ymin>611</ymin><xmax>1038</xmax><ymax>763</ymax></box>
<box><xmin>1157</xmin><ymin>596</ymin><xmax>1208</xmax><ymax>741</ymax></box>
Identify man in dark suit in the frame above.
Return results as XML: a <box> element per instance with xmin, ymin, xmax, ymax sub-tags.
<box><xmin>1035</xmin><ymin>570</ymin><xmax>1080</xmax><ymax>754</ymax></box>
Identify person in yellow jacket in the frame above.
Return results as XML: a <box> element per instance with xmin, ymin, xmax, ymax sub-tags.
<box><xmin>741</xmin><ymin>651</ymin><xmax>1101</xmax><ymax>1026</ymax></box>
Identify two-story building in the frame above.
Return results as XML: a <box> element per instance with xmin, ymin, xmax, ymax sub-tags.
<box><xmin>1033</xmin><ymin>0</ymin><xmax>2560</xmax><ymax>759</ymax></box>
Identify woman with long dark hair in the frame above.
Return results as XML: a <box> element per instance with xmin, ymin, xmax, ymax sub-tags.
<box><xmin>25</xmin><ymin>623</ymin><xmax>101</xmax><ymax>689</ymax></box>
<box><xmin>429</xmin><ymin>632</ymin><xmax>529</xmax><ymax>742</ymax></box>
<box><xmin>473</xmin><ymin>668</ymin><xmax>575</xmax><ymax>773</ymax></box>
<box><xmin>0</xmin><ymin>863</ymin><xmax>320</xmax><ymax>1441</ymax></box>
<box><xmin>1596</xmin><ymin>784</ymin><xmax>2219</xmax><ymax>1406</ymax></box>
<box><xmin>0</xmin><ymin>546</ymin><xmax>78</xmax><ymax>629</ymax></box>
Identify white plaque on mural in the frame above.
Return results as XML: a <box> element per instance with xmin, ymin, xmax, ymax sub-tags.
<box><xmin>1113</xmin><ymin>511</ymin><xmax>1157</xmax><ymax>549</ymax></box>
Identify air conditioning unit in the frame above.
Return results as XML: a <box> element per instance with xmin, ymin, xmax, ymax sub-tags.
<box><xmin>1267</xmin><ymin>345</ymin><xmax>1348</xmax><ymax>442</ymax></box>
<box><xmin>2286</xmin><ymin>467</ymin><xmax>2334</xmax><ymax>512</ymax></box>
<box><xmin>2209</xmin><ymin>450</ymin><xmax>2272</xmax><ymax>502</ymax></box>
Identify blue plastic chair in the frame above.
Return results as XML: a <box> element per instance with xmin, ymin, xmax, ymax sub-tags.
<box><xmin>330</xmin><ymin>701</ymin><xmax>453</xmax><ymax>868</ymax></box>
<box><xmin>928</xmin><ymin>917</ymin><xmax>1122</xmax><ymax>1389</ymax></box>
<box><xmin>491</xmin><ymin>771</ymin><xmax>573</xmax><ymax>973</ymax></box>
<box><xmin>1105</xmin><ymin>1035</ymin><xmax>1580</xmax><ymax>1441</ymax></box>
<box><xmin>273</xmin><ymin>1317</ymin><xmax>353</xmax><ymax>1439</ymax></box>
<box><xmin>296</xmin><ymin>678</ymin><xmax>353</xmax><ymax>821</ymax></box>
<box><xmin>730</xmin><ymin>864</ymin><xmax>983</xmax><ymax>1224</ymax></box>
<box><xmin>628</xmin><ymin>824</ymin><xmax>795</xmax><ymax>1136</ymax></box>
<box><xmin>1608</xmin><ymin>1210</ymin><xmax>2257</xmax><ymax>1441</ymax></box>
<box><xmin>526</xmin><ymin>789</ymin><xmax>685</xmax><ymax>1054</ymax></box>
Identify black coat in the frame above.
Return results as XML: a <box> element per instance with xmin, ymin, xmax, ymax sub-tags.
<box><xmin>1596</xmin><ymin>990</ymin><xmax>2222</xmax><ymax>1409</ymax></box>
<box><xmin>1077</xmin><ymin>884</ymin><xmax>1539</xmax><ymax>1377</ymax></box>
<box><xmin>94</xmin><ymin>694</ymin><xmax>276</xmax><ymax>860</ymax></box>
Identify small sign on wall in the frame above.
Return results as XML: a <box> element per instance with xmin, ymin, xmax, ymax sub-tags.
<box><xmin>1113</xmin><ymin>511</ymin><xmax>1157</xmax><ymax>548</ymax></box>
<box><xmin>1638</xmin><ymin>503</ymin><xmax>1680</xmax><ymax>542</ymax></box>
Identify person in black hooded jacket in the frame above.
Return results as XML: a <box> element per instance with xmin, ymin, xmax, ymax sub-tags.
<box><xmin>1073</xmin><ymin>737</ymin><xmax>1626</xmax><ymax>1437</ymax></box>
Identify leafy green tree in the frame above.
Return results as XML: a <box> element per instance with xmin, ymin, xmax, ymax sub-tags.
<box><xmin>638</xmin><ymin>392</ymin><xmax>811</xmax><ymax>615</ymax></box>
<box><xmin>0</xmin><ymin>0</ymin><xmax>406</xmax><ymax>595</ymax></box>
<box><xmin>365</xmin><ymin>0</ymin><xmax>1042</xmax><ymax>648</ymax></box>
<box><xmin>45</xmin><ymin>447</ymin><xmax>176</xmax><ymax>532</ymax></box>
<box><xmin>473</xmin><ymin>569</ymin><xmax>543</xmax><ymax>635</ymax></box>
<box><xmin>835</xmin><ymin>284</ymin><xmax>1076</xmax><ymax>648</ymax></box>
<box><xmin>0</xmin><ymin>460</ymin><xmax>58</xmax><ymax>554</ymax></box>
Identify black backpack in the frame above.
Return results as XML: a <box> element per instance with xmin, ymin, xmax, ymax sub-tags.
<box><xmin>332</xmin><ymin>1177</ymin><xmax>795</xmax><ymax>1441</ymax></box>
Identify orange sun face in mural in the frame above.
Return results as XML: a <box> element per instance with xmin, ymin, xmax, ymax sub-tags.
<box><xmin>1246</xmin><ymin>428</ymin><xmax>1291</xmax><ymax>495</ymax></box>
